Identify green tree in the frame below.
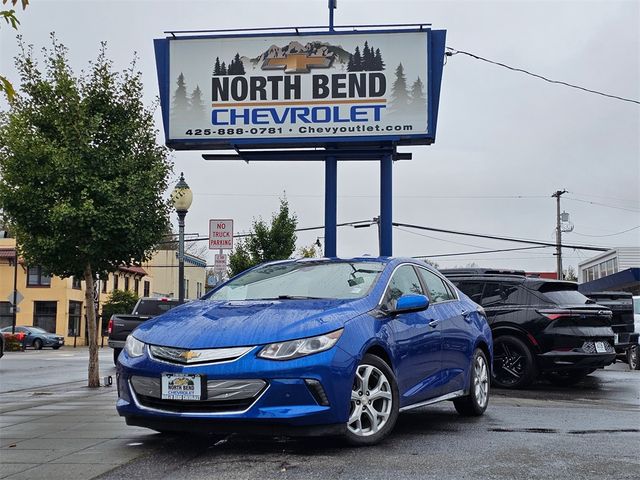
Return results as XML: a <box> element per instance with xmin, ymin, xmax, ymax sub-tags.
<box><xmin>297</xmin><ymin>243</ymin><xmax>320</xmax><ymax>258</ymax></box>
<box><xmin>228</xmin><ymin>198</ymin><xmax>297</xmax><ymax>276</ymax></box>
<box><xmin>0</xmin><ymin>1</ymin><xmax>29</xmax><ymax>101</ymax></box>
<box><xmin>564</xmin><ymin>265</ymin><xmax>578</xmax><ymax>282</ymax></box>
<box><xmin>102</xmin><ymin>289</ymin><xmax>139</xmax><ymax>324</ymax></box>
<box><xmin>0</xmin><ymin>37</ymin><xmax>172</xmax><ymax>387</ymax></box>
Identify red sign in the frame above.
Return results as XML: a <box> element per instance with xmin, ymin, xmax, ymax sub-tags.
<box><xmin>209</xmin><ymin>219</ymin><xmax>234</xmax><ymax>250</ymax></box>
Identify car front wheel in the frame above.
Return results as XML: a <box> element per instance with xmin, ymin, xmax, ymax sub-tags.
<box><xmin>454</xmin><ymin>348</ymin><xmax>490</xmax><ymax>416</ymax></box>
<box><xmin>345</xmin><ymin>354</ymin><xmax>399</xmax><ymax>446</ymax></box>
<box><xmin>33</xmin><ymin>338</ymin><xmax>43</xmax><ymax>350</ymax></box>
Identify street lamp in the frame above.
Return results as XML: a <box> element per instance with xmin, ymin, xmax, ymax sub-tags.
<box><xmin>170</xmin><ymin>172</ymin><xmax>193</xmax><ymax>303</ymax></box>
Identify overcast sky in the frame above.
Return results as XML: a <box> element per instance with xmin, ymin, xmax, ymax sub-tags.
<box><xmin>1</xmin><ymin>0</ymin><xmax>638</xmax><ymax>273</ymax></box>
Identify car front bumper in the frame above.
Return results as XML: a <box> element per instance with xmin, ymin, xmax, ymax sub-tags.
<box><xmin>116</xmin><ymin>344</ymin><xmax>357</xmax><ymax>433</ymax></box>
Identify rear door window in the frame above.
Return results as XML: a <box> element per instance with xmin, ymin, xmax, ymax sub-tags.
<box><xmin>453</xmin><ymin>281</ymin><xmax>484</xmax><ymax>304</ymax></box>
<box><xmin>417</xmin><ymin>268</ymin><xmax>456</xmax><ymax>303</ymax></box>
<box><xmin>481</xmin><ymin>282</ymin><xmax>522</xmax><ymax>307</ymax></box>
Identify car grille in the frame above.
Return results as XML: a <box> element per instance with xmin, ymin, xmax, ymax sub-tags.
<box><xmin>582</xmin><ymin>340</ymin><xmax>615</xmax><ymax>354</ymax></box>
<box><xmin>130</xmin><ymin>376</ymin><xmax>267</xmax><ymax>413</ymax></box>
<box><xmin>148</xmin><ymin>345</ymin><xmax>253</xmax><ymax>365</ymax></box>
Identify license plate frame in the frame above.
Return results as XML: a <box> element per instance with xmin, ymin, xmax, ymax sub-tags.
<box><xmin>594</xmin><ymin>341</ymin><xmax>606</xmax><ymax>353</ymax></box>
<box><xmin>161</xmin><ymin>373</ymin><xmax>202</xmax><ymax>401</ymax></box>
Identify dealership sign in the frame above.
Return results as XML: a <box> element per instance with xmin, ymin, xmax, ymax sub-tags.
<box><xmin>154</xmin><ymin>29</ymin><xmax>446</xmax><ymax>149</ymax></box>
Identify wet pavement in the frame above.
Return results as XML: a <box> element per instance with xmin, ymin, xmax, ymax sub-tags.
<box><xmin>0</xmin><ymin>348</ymin><xmax>638</xmax><ymax>479</ymax></box>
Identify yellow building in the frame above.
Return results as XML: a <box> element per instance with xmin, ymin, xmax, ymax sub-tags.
<box><xmin>0</xmin><ymin>238</ymin><xmax>152</xmax><ymax>345</ymax></box>
<box><xmin>144</xmin><ymin>249</ymin><xmax>207</xmax><ymax>300</ymax></box>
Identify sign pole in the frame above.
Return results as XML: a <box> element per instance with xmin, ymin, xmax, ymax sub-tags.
<box><xmin>324</xmin><ymin>155</ymin><xmax>337</xmax><ymax>257</ymax></box>
<box><xmin>11</xmin><ymin>241</ymin><xmax>18</xmax><ymax>334</ymax></box>
<box><xmin>328</xmin><ymin>0</ymin><xmax>336</xmax><ymax>31</ymax></box>
<box><xmin>380</xmin><ymin>152</ymin><xmax>393</xmax><ymax>256</ymax></box>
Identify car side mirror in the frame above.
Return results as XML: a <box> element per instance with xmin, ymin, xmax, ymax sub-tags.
<box><xmin>391</xmin><ymin>294</ymin><xmax>430</xmax><ymax>314</ymax></box>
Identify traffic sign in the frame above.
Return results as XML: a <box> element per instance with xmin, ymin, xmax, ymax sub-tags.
<box><xmin>214</xmin><ymin>254</ymin><xmax>227</xmax><ymax>273</ymax></box>
<box><xmin>6</xmin><ymin>290</ymin><xmax>23</xmax><ymax>305</ymax></box>
<box><xmin>209</xmin><ymin>219</ymin><xmax>234</xmax><ymax>250</ymax></box>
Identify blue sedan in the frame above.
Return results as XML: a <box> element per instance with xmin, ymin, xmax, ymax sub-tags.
<box><xmin>116</xmin><ymin>257</ymin><xmax>492</xmax><ymax>445</ymax></box>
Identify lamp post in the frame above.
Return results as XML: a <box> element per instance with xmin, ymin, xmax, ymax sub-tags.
<box><xmin>170</xmin><ymin>172</ymin><xmax>193</xmax><ymax>303</ymax></box>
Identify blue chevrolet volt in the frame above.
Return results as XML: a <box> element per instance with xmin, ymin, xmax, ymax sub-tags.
<box><xmin>116</xmin><ymin>257</ymin><xmax>492</xmax><ymax>445</ymax></box>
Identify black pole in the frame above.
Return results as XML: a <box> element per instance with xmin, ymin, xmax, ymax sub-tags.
<box><xmin>178</xmin><ymin>210</ymin><xmax>187</xmax><ymax>303</ymax></box>
<box><xmin>328</xmin><ymin>0</ymin><xmax>336</xmax><ymax>31</ymax></box>
<box><xmin>11</xmin><ymin>241</ymin><xmax>18</xmax><ymax>334</ymax></box>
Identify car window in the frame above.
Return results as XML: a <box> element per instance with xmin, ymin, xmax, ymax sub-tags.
<box><xmin>453</xmin><ymin>281</ymin><xmax>484</xmax><ymax>303</ymax></box>
<box><xmin>382</xmin><ymin>265</ymin><xmax>423</xmax><ymax>308</ymax></box>
<box><xmin>417</xmin><ymin>268</ymin><xmax>456</xmax><ymax>303</ymax></box>
<box><xmin>481</xmin><ymin>282</ymin><xmax>522</xmax><ymax>307</ymax></box>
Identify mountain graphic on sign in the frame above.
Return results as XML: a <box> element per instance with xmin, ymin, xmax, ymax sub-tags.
<box><xmin>246</xmin><ymin>41</ymin><xmax>352</xmax><ymax>71</ymax></box>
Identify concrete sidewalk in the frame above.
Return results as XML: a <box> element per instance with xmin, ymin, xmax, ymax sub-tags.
<box><xmin>0</xmin><ymin>374</ymin><xmax>164</xmax><ymax>479</ymax></box>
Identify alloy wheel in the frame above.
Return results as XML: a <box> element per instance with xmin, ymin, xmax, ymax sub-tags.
<box><xmin>347</xmin><ymin>364</ymin><xmax>393</xmax><ymax>437</ymax></box>
<box><xmin>493</xmin><ymin>340</ymin><xmax>526</xmax><ymax>387</ymax></box>
<box><xmin>474</xmin><ymin>354</ymin><xmax>489</xmax><ymax>408</ymax></box>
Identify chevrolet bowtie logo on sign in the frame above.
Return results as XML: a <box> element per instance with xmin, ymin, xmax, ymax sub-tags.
<box><xmin>179</xmin><ymin>350</ymin><xmax>202</xmax><ymax>362</ymax></box>
<box><xmin>262</xmin><ymin>53</ymin><xmax>333</xmax><ymax>74</ymax></box>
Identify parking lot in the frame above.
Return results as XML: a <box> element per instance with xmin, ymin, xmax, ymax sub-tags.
<box><xmin>0</xmin><ymin>347</ymin><xmax>638</xmax><ymax>480</ymax></box>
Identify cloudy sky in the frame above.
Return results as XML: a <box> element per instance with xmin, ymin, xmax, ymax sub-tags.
<box><xmin>1</xmin><ymin>0</ymin><xmax>638</xmax><ymax>274</ymax></box>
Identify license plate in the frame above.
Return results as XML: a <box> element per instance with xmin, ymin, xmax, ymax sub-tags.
<box><xmin>595</xmin><ymin>341</ymin><xmax>606</xmax><ymax>353</ymax></box>
<box><xmin>161</xmin><ymin>373</ymin><xmax>202</xmax><ymax>400</ymax></box>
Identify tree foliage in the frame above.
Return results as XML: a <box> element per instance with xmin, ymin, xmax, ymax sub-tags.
<box><xmin>102</xmin><ymin>289</ymin><xmax>139</xmax><ymax>323</ymax></box>
<box><xmin>228</xmin><ymin>198</ymin><xmax>297</xmax><ymax>277</ymax></box>
<box><xmin>0</xmin><ymin>36</ymin><xmax>172</xmax><ymax>386</ymax></box>
<box><xmin>0</xmin><ymin>0</ymin><xmax>29</xmax><ymax>102</ymax></box>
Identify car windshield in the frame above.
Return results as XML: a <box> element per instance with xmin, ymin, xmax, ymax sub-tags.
<box><xmin>537</xmin><ymin>283</ymin><xmax>593</xmax><ymax>305</ymax></box>
<box><xmin>208</xmin><ymin>261</ymin><xmax>385</xmax><ymax>301</ymax></box>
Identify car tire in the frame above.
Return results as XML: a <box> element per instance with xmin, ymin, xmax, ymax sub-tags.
<box><xmin>344</xmin><ymin>354</ymin><xmax>399</xmax><ymax>446</ymax></box>
<box><xmin>492</xmin><ymin>335</ymin><xmax>537</xmax><ymax>389</ymax></box>
<box><xmin>33</xmin><ymin>338</ymin><xmax>43</xmax><ymax>350</ymax></box>
<box><xmin>113</xmin><ymin>348</ymin><xmax>122</xmax><ymax>365</ymax></box>
<box><xmin>52</xmin><ymin>346</ymin><xmax>61</xmax><ymax>350</ymax></box>
<box><xmin>454</xmin><ymin>348</ymin><xmax>490</xmax><ymax>416</ymax></box>
<box><xmin>627</xmin><ymin>345</ymin><xmax>640</xmax><ymax>371</ymax></box>
<box><xmin>545</xmin><ymin>368</ymin><xmax>591</xmax><ymax>386</ymax></box>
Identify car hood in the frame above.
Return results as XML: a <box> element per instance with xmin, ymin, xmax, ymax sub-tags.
<box><xmin>133</xmin><ymin>298</ymin><xmax>369</xmax><ymax>349</ymax></box>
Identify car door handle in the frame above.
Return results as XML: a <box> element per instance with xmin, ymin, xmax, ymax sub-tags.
<box><xmin>428</xmin><ymin>320</ymin><xmax>439</xmax><ymax>328</ymax></box>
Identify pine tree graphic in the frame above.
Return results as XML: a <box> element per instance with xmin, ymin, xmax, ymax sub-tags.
<box><xmin>213</xmin><ymin>57</ymin><xmax>221</xmax><ymax>76</ymax></box>
<box><xmin>409</xmin><ymin>77</ymin><xmax>426</xmax><ymax>110</ymax></box>
<box><xmin>172</xmin><ymin>73</ymin><xmax>189</xmax><ymax>114</ymax></box>
<box><xmin>189</xmin><ymin>85</ymin><xmax>204</xmax><ymax>118</ymax></box>
<box><xmin>389</xmin><ymin>63</ymin><xmax>410</xmax><ymax>113</ymax></box>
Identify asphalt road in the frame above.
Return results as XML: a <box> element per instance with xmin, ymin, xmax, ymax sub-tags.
<box><xmin>1</xmin><ymin>348</ymin><xmax>638</xmax><ymax>480</ymax></box>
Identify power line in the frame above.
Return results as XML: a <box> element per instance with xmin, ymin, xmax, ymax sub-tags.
<box><xmin>392</xmin><ymin>221</ymin><xmax>610</xmax><ymax>252</ymax></box>
<box><xmin>564</xmin><ymin>196</ymin><xmax>640</xmax><ymax>213</ymax></box>
<box><xmin>413</xmin><ymin>245</ymin><xmax>550</xmax><ymax>259</ymax></box>
<box><xmin>571</xmin><ymin>225</ymin><xmax>640</xmax><ymax>237</ymax></box>
<box><xmin>445</xmin><ymin>47</ymin><xmax>640</xmax><ymax>105</ymax></box>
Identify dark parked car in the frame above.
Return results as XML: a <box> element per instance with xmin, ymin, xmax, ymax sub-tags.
<box><xmin>0</xmin><ymin>326</ymin><xmax>64</xmax><ymax>350</ymax></box>
<box><xmin>584</xmin><ymin>292</ymin><xmax>639</xmax><ymax>369</ymax></box>
<box><xmin>439</xmin><ymin>269</ymin><xmax>616</xmax><ymax>388</ymax></box>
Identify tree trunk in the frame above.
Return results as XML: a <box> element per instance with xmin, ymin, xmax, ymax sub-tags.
<box><xmin>84</xmin><ymin>263</ymin><xmax>100</xmax><ymax>388</ymax></box>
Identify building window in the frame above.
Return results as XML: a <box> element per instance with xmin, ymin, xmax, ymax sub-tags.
<box><xmin>72</xmin><ymin>276</ymin><xmax>81</xmax><ymax>289</ymax></box>
<box><xmin>196</xmin><ymin>282</ymin><xmax>203</xmax><ymax>298</ymax></box>
<box><xmin>33</xmin><ymin>301</ymin><xmax>57</xmax><ymax>333</ymax></box>
<box><xmin>68</xmin><ymin>301</ymin><xmax>82</xmax><ymax>337</ymax></box>
<box><xmin>102</xmin><ymin>278</ymin><xmax>107</xmax><ymax>293</ymax></box>
<box><xmin>124</xmin><ymin>276</ymin><xmax>130</xmax><ymax>291</ymax></box>
<box><xmin>113</xmin><ymin>275</ymin><xmax>119</xmax><ymax>290</ymax></box>
<box><xmin>27</xmin><ymin>266</ymin><xmax>51</xmax><ymax>287</ymax></box>
<box><xmin>184</xmin><ymin>279</ymin><xmax>189</xmax><ymax>299</ymax></box>
<box><xmin>134</xmin><ymin>279</ymin><xmax>140</xmax><ymax>296</ymax></box>
<box><xmin>0</xmin><ymin>302</ymin><xmax>12</xmax><ymax>329</ymax></box>
<box><xmin>143</xmin><ymin>281</ymin><xmax>150</xmax><ymax>297</ymax></box>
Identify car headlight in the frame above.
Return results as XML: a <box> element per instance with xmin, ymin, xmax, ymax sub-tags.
<box><xmin>258</xmin><ymin>329</ymin><xmax>343</xmax><ymax>360</ymax></box>
<box><xmin>125</xmin><ymin>335</ymin><xmax>145</xmax><ymax>357</ymax></box>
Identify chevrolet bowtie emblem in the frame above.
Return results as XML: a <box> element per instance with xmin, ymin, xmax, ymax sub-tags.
<box><xmin>179</xmin><ymin>350</ymin><xmax>201</xmax><ymax>362</ymax></box>
<box><xmin>262</xmin><ymin>53</ymin><xmax>333</xmax><ymax>74</ymax></box>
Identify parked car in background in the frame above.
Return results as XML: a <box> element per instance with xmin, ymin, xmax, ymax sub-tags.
<box><xmin>0</xmin><ymin>332</ymin><xmax>4</xmax><ymax>358</ymax></box>
<box><xmin>440</xmin><ymin>269</ymin><xmax>616</xmax><ymax>388</ymax></box>
<box><xmin>0</xmin><ymin>326</ymin><xmax>64</xmax><ymax>350</ymax></box>
<box><xmin>584</xmin><ymin>292</ymin><xmax>639</xmax><ymax>370</ymax></box>
<box><xmin>116</xmin><ymin>258</ymin><xmax>492</xmax><ymax>445</ymax></box>
<box><xmin>108</xmin><ymin>297</ymin><xmax>181</xmax><ymax>364</ymax></box>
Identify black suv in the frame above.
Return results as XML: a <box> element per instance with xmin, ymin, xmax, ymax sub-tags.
<box><xmin>440</xmin><ymin>269</ymin><xmax>616</xmax><ymax>388</ymax></box>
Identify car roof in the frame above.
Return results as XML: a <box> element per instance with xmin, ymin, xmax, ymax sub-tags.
<box><xmin>439</xmin><ymin>268</ymin><xmax>527</xmax><ymax>277</ymax></box>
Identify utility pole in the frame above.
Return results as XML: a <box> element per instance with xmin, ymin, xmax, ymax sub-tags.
<box><xmin>552</xmin><ymin>189</ymin><xmax>568</xmax><ymax>280</ymax></box>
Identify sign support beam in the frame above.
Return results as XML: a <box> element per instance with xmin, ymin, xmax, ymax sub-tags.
<box><xmin>380</xmin><ymin>153</ymin><xmax>393</xmax><ymax>256</ymax></box>
<box><xmin>324</xmin><ymin>155</ymin><xmax>338</xmax><ymax>257</ymax></box>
